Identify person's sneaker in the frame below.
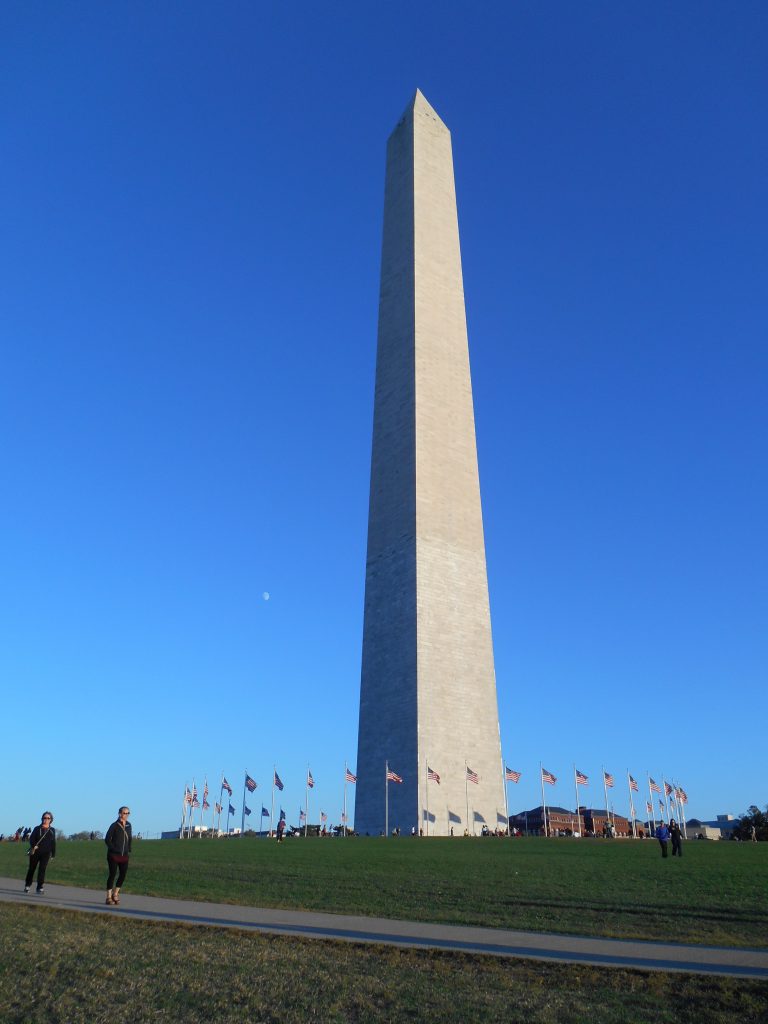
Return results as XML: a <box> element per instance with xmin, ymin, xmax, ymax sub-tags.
<box><xmin>23</xmin><ymin>886</ymin><xmax>30</xmax><ymax>893</ymax></box>
<box><xmin>36</xmin><ymin>888</ymin><xmax>44</xmax><ymax>895</ymax></box>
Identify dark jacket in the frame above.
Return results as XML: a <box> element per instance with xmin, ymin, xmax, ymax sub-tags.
<box><xmin>29</xmin><ymin>825</ymin><xmax>56</xmax><ymax>858</ymax></box>
<box><xmin>105</xmin><ymin>820</ymin><xmax>132</xmax><ymax>857</ymax></box>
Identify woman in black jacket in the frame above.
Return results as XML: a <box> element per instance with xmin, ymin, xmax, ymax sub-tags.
<box><xmin>104</xmin><ymin>806</ymin><xmax>132</xmax><ymax>905</ymax></box>
<box><xmin>25</xmin><ymin>812</ymin><xmax>56</xmax><ymax>894</ymax></box>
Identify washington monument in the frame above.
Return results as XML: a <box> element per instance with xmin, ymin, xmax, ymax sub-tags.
<box><xmin>355</xmin><ymin>91</ymin><xmax>506</xmax><ymax>836</ymax></box>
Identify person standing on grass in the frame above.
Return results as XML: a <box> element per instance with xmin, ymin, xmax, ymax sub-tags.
<box><xmin>105</xmin><ymin>806</ymin><xmax>132</xmax><ymax>905</ymax></box>
<box><xmin>670</xmin><ymin>820</ymin><xmax>683</xmax><ymax>857</ymax></box>
<box><xmin>24</xmin><ymin>811</ymin><xmax>56</xmax><ymax>894</ymax></box>
<box><xmin>655</xmin><ymin>821</ymin><xmax>670</xmax><ymax>858</ymax></box>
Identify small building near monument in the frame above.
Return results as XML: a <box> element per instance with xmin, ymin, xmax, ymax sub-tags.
<box><xmin>580</xmin><ymin>808</ymin><xmax>631</xmax><ymax>837</ymax></box>
<box><xmin>510</xmin><ymin>806</ymin><xmax>634</xmax><ymax>836</ymax></box>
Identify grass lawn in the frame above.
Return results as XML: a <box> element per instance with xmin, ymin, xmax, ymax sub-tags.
<box><xmin>1</xmin><ymin>835</ymin><xmax>766</xmax><ymax>948</ymax></box>
<box><xmin>1</xmin><ymin>903</ymin><xmax>766</xmax><ymax>1024</ymax></box>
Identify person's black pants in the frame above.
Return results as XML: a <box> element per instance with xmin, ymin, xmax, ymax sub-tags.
<box><xmin>25</xmin><ymin>852</ymin><xmax>51</xmax><ymax>890</ymax></box>
<box><xmin>671</xmin><ymin>838</ymin><xmax>682</xmax><ymax>856</ymax></box>
<box><xmin>658</xmin><ymin>839</ymin><xmax>668</xmax><ymax>858</ymax></box>
<box><xmin>106</xmin><ymin>855</ymin><xmax>129</xmax><ymax>890</ymax></box>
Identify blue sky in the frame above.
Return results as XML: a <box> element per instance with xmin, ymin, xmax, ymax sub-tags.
<box><xmin>1</xmin><ymin>3</ymin><xmax>766</xmax><ymax>837</ymax></box>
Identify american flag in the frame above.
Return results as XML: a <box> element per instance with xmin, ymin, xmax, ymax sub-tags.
<box><xmin>184</xmin><ymin>787</ymin><xmax>192</xmax><ymax>805</ymax></box>
<box><xmin>541</xmin><ymin>767</ymin><xmax>557</xmax><ymax>785</ymax></box>
<box><xmin>261</xmin><ymin>807</ymin><xmax>269</xmax><ymax>817</ymax></box>
<box><xmin>202</xmin><ymin>796</ymin><xmax>210</xmax><ymax>811</ymax></box>
<box><xmin>222</xmin><ymin>778</ymin><xmax>233</xmax><ymax>797</ymax></box>
<box><xmin>192</xmin><ymin>796</ymin><xmax>200</xmax><ymax>809</ymax></box>
<box><xmin>192</xmin><ymin>786</ymin><xmax>198</xmax><ymax>802</ymax></box>
<box><xmin>341</xmin><ymin>812</ymin><xmax>347</xmax><ymax>822</ymax></box>
<box><xmin>307</xmin><ymin>770</ymin><xmax>314</xmax><ymax>789</ymax></box>
<box><xmin>427</xmin><ymin>766</ymin><xmax>441</xmax><ymax>784</ymax></box>
<box><xmin>604</xmin><ymin>771</ymin><xmax>614</xmax><ymax>788</ymax></box>
<box><xmin>649</xmin><ymin>777</ymin><xmax>661</xmax><ymax>793</ymax></box>
<box><xmin>646</xmin><ymin>801</ymin><xmax>653</xmax><ymax>814</ymax></box>
<box><xmin>243</xmin><ymin>805</ymin><xmax>251</xmax><ymax>817</ymax></box>
<box><xmin>203</xmin><ymin>780</ymin><xmax>209</xmax><ymax>800</ymax></box>
<box><xmin>274</xmin><ymin>771</ymin><xmax>284</xmax><ymax>791</ymax></box>
<box><xmin>228</xmin><ymin>803</ymin><xmax>235</xmax><ymax>816</ymax></box>
<box><xmin>466</xmin><ymin>766</ymin><xmax>479</xmax><ymax>785</ymax></box>
<box><xmin>387</xmin><ymin>769</ymin><xmax>403</xmax><ymax>783</ymax></box>
<box><xmin>629</xmin><ymin>775</ymin><xmax>639</xmax><ymax>792</ymax></box>
<box><xmin>659</xmin><ymin>799</ymin><xmax>665</xmax><ymax>812</ymax></box>
<box><xmin>245</xmin><ymin>774</ymin><xmax>257</xmax><ymax>793</ymax></box>
<box><xmin>320</xmin><ymin>811</ymin><xmax>327</xmax><ymax>822</ymax></box>
<box><xmin>664</xmin><ymin>781</ymin><xmax>673</xmax><ymax>796</ymax></box>
<box><xmin>679</xmin><ymin>788</ymin><xmax>688</xmax><ymax>804</ymax></box>
<box><xmin>279</xmin><ymin>808</ymin><xmax>286</xmax><ymax>821</ymax></box>
<box><xmin>505</xmin><ymin>767</ymin><xmax>521</xmax><ymax>783</ymax></box>
<box><xmin>214</xmin><ymin>802</ymin><xmax>222</xmax><ymax>814</ymax></box>
<box><xmin>576</xmin><ymin>770</ymin><xmax>588</xmax><ymax>786</ymax></box>
<box><xmin>299</xmin><ymin>809</ymin><xmax>306</xmax><ymax>821</ymax></box>
<box><xmin>345</xmin><ymin>768</ymin><xmax>357</xmax><ymax>784</ymax></box>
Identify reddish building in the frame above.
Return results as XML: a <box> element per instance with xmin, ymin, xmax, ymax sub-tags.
<box><xmin>509</xmin><ymin>806</ymin><xmax>582</xmax><ymax>835</ymax></box>
<box><xmin>510</xmin><ymin>806</ymin><xmax>635</xmax><ymax>836</ymax></box>
<box><xmin>580</xmin><ymin>807</ymin><xmax>631</xmax><ymax>837</ymax></box>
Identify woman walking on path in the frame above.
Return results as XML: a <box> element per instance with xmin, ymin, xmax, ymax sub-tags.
<box><xmin>24</xmin><ymin>812</ymin><xmax>56</xmax><ymax>894</ymax></box>
<box><xmin>105</xmin><ymin>806</ymin><xmax>132</xmax><ymax>905</ymax></box>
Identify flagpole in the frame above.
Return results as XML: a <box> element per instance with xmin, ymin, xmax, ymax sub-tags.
<box><xmin>670</xmin><ymin>785</ymin><xmax>679</xmax><ymax>827</ymax></box>
<box><xmin>647</xmin><ymin>774</ymin><xmax>656</xmax><ymax>834</ymax></box>
<box><xmin>241</xmin><ymin>772</ymin><xmax>246</xmax><ymax>837</ymax></box>
<box><xmin>573</xmin><ymin>765</ymin><xmax>580</xmax><ymax>836</ymax></box>
<box><xmin>464</xmin><ymin>760</ymin><xmax>469</xmax><ymax>834</ymax></box>
<box><xmin>540</xmin><ymin>762</ymin><xmax>548</xmax><ymax>837</ymax></box>
<box><xmin>305</xmin><ymin>765</ymin><xmax>309</xmax><ymax>839</ymax></box>
<box><xmin>501</xmin><ymin>754</ymin><xmax>509</xmax><ymax>836</ymax></box>
<box><xmin>662</xmin><ymin>775</ymin><xmax>671</xmax><ymax>824</ymax></box>
<box><xmin>385</xmin><ymin>761</ymin><xmax>389</xmax><ymax>838</ymax></box>
<box><xmin>343</xmin><ymin>762</ymin><xmax>347</xmax><ymax>838</ymax></box>
<box><xmin>626</xmin><ymin>771</ymin><xmax>637</xmax><ymax>838</ymax></box>
<box><xmin>217</xmin><ymin>772</ymin><xmax>224</xmax><ymax>836</ymax></box>
<box><xmin>225</xmin><ymin>798</ymin><xmax>231</xmax><ymax>837</ymax></box>
<box><xmin>424</xmin><ymin>756</ymin><xmax>428</xmax><ymax>837</ymax></box>
<box><xmin>190</xmin><ymin>778</ymin><xmax>197</xmax><ymax>838</ymax></box>
<box><xmin>179</xmin><ymin>784</ymin><xmax>187</xmax><ymax>839</ymax></box>
<box><xmin>602</xmin><ymin>765</ymin><xmax>608</xmax><ymax>824</ymax></box>
<box><xmin>679</xmin><ymin>786</ymin><xmax>688</xmax><ymax>839</ymax></box>
<box><xmin>271</xmin><ymin>766</ymin><xmax>276</xmax><ymax>837</ymax></box>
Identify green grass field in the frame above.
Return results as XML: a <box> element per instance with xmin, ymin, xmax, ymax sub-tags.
<box><xmin>1</xmin><ymin>835</ymin><xmax>765</xmax><ymax>947</ymax></box>
<box><xmin>2</xmin><ymin>837</ymin><xmax>767</xmax><ymax>1023</ymax></box>
<box><xmin>1</xmin><ymin>902</ymin><xmax>766</xmax><ymax>1024</ymax></box>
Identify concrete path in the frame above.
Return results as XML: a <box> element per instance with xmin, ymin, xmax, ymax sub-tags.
<box><xmin>1</xmin><ymin>876</ymin><xmax>766</xmax><ymax>980</ymax></box>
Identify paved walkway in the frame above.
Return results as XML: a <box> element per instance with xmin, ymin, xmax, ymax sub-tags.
<box><xmin>1</xmin><ymin>876</ymin><xmax>766</xmax><ymax>980</ymax></box>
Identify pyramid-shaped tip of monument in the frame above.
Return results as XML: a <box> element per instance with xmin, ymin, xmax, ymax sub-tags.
<box><xmin>404</xmin><ymin>88</ymin><xmax>448</xmax><ymax>127</ymax></box>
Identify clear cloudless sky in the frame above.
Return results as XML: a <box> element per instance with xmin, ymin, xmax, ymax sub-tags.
<box><xmin>1</xmin><ymin>2</ymin><xmax>766</xmax><ymax>837</ymax></box>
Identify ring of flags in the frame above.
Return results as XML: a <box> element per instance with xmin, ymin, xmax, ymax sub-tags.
<box><xmin>180</xmin><ymin>761</ymin><xmax>691</xmax><ymax>837</ymax></box>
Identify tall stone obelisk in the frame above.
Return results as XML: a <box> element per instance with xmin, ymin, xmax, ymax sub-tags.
<box><xmin>355</xmin><ymin>91</ymin><xmax>505</xmax><ymax>836</ymax></box>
